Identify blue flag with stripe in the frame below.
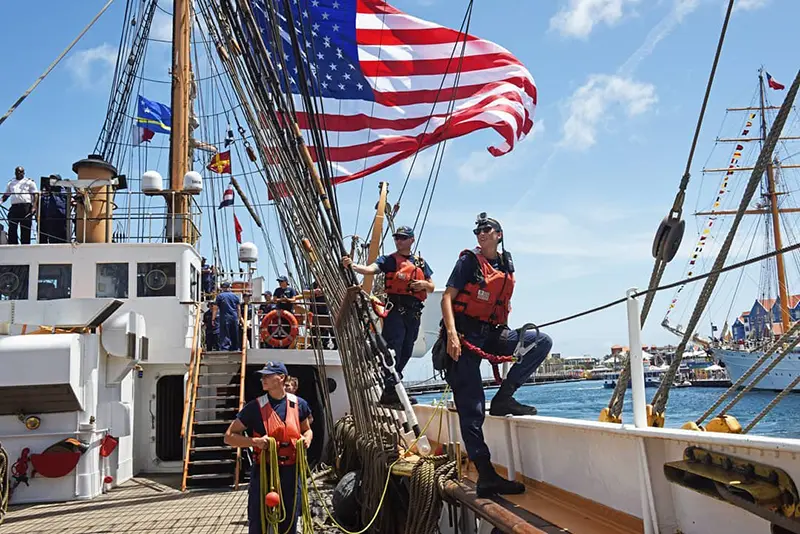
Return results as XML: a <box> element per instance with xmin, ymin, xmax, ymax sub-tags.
<box><xmin>136</xmin><ymin>95</ymin><xmax>171</xmax><ymax>134</ymax></box>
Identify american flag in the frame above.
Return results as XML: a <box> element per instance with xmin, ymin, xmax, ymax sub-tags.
<box><xmin>252</xmin><ymin>0</ymin><xmax>537</xmax><ymax>184</ymax></box>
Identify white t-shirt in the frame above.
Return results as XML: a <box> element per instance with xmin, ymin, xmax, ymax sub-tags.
<box><xmin>4</xmin><ymin>177</ymin><xmax>38</xmax><ymax>205</ymax></box>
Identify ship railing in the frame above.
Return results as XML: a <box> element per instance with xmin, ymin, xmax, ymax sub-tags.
<box><xmin>0</xmin><ymin>191</ymin><xmax>204</xmax><ymax>244</ymax></box>
<box><xmin>242</xmin><ymin>300</ymin><xmax>337</xmax><ymax>351</ymax></box>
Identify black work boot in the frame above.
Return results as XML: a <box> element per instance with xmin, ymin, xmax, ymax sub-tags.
<box><xmin>379</xmin><ymin>388</ymin><xmax>401</xmax><ymax>406</ymax></box>
<box><xmin>489</xmin><ymin>381</ymin><xmax>537</xmax><ymax>416</ymax></box>
<box><xmin>379</xmin><ymin>386</ymin><xmax>418</xmax><ymax>407</ymax></box>
<box><xmin>475</xmin><ymin>458</ymin><xmax>525</xmax><ymax>498</ymax></box>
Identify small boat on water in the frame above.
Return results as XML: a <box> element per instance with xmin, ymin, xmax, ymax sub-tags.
<box><xmin>602</xmin><ymin>368</ymin><xmax>664</xmax><ymax>389</ymax></box>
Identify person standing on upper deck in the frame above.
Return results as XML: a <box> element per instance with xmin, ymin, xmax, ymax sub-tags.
<box><xmin>1</xmin><ymin>166</ymin><xmax>38</xmax><ymax>245</ymax></box>
<box><xmin>273</xmin><ymin>276</ymin><xmax>298</xmax><ymax>313</ymax></box>
<box><xmin>39</xmin><ymin>177</ymin><xmax>68</xmax><ymax>244</ymax></box>
<box><xmin>203</xmin><ymin>302</ymin><xmax>219</xmax><ymax>352</ymax></box>
<box><xmin>343</xmin><ymin>225</ymin><xmax>434</xmax><ymax>406</ymax></box>
<box><xmin>213</xmin><ymin>282</ymin><xmax>241</xmax><ymax>352</ymax></box>
<box><xmin>439</xmin><ymin>213</ymin><xmax>552</xmax><ymax>497</ymax></box>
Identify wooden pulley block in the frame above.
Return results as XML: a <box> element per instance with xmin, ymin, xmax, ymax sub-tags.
<box><xmin>652</xmin><ymin>215</ymin><xmax>685</xmax><ymax>263</ymax></box>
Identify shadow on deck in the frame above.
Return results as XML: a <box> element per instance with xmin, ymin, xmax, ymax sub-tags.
<box><xmin>0</xmin><ymin>474</ymin><xmax>249</xmax><ymax>533</ymax></box>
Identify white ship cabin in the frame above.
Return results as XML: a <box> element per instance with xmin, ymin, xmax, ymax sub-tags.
<box><xmin>0</xmin><ymin>238</ymin><xmax>355</xmax><ymax>503</ymax></box>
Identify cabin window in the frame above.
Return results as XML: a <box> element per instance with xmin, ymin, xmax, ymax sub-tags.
<box><xmin>97</xmin><ymin>263</ymin><xmax>129</xmax><ymax>299</ymax></box>
<box><xmin>137</xmin><ymin>262</ymin><xmax>176</xmax><ymax>297</ymax></box>
<box><xmin>190</xmin><ymin>264</ymin><xmax>200</xmax><ymax>302</ymax></box>
<box><xmin>37</xmin><ymin>264</ymin><xmax>71</xmax><ymax>301</ymax></box>
<box><xmin>0</xmin><ymin>265</ymin><xmax>29</xmax><ymax>300</ymax></box>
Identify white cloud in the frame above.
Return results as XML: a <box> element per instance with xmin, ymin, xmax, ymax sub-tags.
<box><xmin>618</xmin><ymin>0</ymin><xmax>700</xmax><ymax>75</ymax></box>
<box><xmin>560</xmin><ymin>74</ymin><xmax>657</xmax><ymax>149</ymax></box>
<box><xmin>66</xmin><ymin>44</ymin><xmax>118</xmax><ymax>89</ymax></box>
<box><xmin>549</xmin><ymin>0</ymin><xmax>639</xmax><ymax>39</ymax></box>
<box><xmin>735</xmin><ymin>0</ymin><xmax>769</xmax><ymax>11</ymax></box>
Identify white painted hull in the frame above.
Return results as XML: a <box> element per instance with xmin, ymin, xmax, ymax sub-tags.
<box><xmin>716</xmin><ymin>348</ymin><xmax>800</xmax><ymax>391</ymax></box>
<box><xmin>415</xmin><ymin>404</ymin><xmax>800</xmax><ymax>534</ymax></box>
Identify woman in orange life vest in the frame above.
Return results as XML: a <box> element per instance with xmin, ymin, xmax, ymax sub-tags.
<box><xmin>440</xmin><ymin>213</ymin><xmax>553</xmax><ymax>498</ymax></box>
<box><xmin>224</xmin><ymin>362</ymin><xmax>313</xmax><ymax>534</ymax></box>
<box><xmin>342</xmin><ymin>225</ymin><xmax>435</xmax><ymax>406</ymax></box>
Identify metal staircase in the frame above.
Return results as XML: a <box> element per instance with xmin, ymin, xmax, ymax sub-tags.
<box><xmin>181</xmin><ymin>312</ymin><xmax>249</xmax><ymax>490</ymax></box>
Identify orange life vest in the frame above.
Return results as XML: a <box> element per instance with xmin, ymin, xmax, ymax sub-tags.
<box><xmin>253</xmin><ymin>393</ymin><xmax>302</xmax><ymax>466</ymax></box>
<box><xmin>384</xmin><ymin>253</ymin><xmax>428</xmax><ymax>302</ymax></box>
<box><xmin>452</xmin><ymin>248</ymin><xmax>514</xmax><ymax>325</ymax></box>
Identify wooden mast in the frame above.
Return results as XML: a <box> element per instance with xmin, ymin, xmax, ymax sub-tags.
<box><xmin>168</xmin><ymin>0</ymin><xmax>192</xmax><ymax>243</ymax></box>
<box><xmin>363</xmin><ymin>182</ymin><xmax>389</xmax><ymax>293</ymax></box>
<box><xmin>759</xmin><ymin>68</ymin><xmax>792</xmax><ymax>333</ymax></box>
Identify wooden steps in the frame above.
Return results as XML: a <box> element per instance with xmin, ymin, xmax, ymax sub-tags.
<box><xmin>182</xmin><ymin>346</ymin><xmax>248</xmax><ymax>491</ymax></box>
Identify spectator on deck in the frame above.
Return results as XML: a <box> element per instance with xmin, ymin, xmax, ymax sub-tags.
<box><xmin>39</xmin><ymin>177</ymin><xmax>68</xmax><ymax>244</ymax></box>
<box><xmin>1</xmin><ymin>166</ymin><xmax>38</xmax><ymax>245</ymax></box>
<box><xmin>273</xmin><ymin>275</ymin><xmax>298</xmax><ymax>312</ymax></box>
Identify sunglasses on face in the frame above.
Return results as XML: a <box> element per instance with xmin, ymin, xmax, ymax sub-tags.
<box><xmin>393</xmin><ymin>235</ymin><xmax>411</xmax><ymax>241</ymax></box>
<box><xmin>473</xmin><ymin>226</ymin><xmax>494</xmax><ymax>236</ymax></box>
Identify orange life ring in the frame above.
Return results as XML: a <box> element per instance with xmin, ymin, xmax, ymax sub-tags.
<box><xmin>260</xmin><ymin>309</ymin><xmax>299</xmax><ymax>348</ymax></box>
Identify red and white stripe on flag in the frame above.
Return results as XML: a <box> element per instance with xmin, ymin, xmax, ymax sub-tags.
<box><xmin>294</xmin><ymin>0</ymin><xmax>537</xmax><ymax>184</ymax></box>
<box><xmin>134</xmin><ymin>127</ymin><xmax>154</xmax><ymax>145</ymax></box>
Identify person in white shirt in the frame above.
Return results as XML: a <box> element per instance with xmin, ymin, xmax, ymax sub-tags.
<box><xmin>1</xmin><ymin>166</ymin><xmax>38</xmax><ymax>244</ymax></box>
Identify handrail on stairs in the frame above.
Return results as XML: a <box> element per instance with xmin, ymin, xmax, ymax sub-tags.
<box><xmin>181</xmin><ymin>304</ymin><xmax>205</xmax><ymax>492</ymax></box>
<box><xmin>181</xmin><ymin>304</ymin><xmax>203</xmax><ymax>439</ymax></box>
<box><xmin>233</xmin><ymin>305</ymin><xmax>249</xmax><ymax>490</ymax></box>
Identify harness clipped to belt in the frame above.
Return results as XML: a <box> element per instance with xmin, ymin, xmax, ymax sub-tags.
<box><xmin>434</xmin><ymin>323</ymin><xmax>540</xmax><ymax>384</ymax></box>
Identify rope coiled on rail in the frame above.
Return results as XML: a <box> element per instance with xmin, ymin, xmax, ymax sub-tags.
<box><xmin>405</xmin><ymin>456</ymin><xmax>456</xmax><ymax>534</ymax></box>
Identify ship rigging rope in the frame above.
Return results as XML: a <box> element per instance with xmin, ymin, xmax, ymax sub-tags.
<box><xmin>0</xmin><ymin>0</ymin><xmax>117</xmax><ymax>128</ymax></box>
<box><xmin>696</xmin><ymin>320</ymin><xmax>800</xmax><ymax>427</ymax></box>
<box><xmin>646</xmin><ymin>69</ymin><xmax>800</xmax><ymax>418</ymax></box>
<box><xmin>305</xmin><ymin>389</ymin><xmax>452</xmax><ymax>534</ymax></box>
<box><xmin>532</xmin><ymin>236</ymin><xmax>800</xmax><ymax>329</ymax></box>
<box><xmin>205</xmin><ymin>0</ymin><xmax>409</xmax><ymax>449</ymax></box>
<box><xmin>607</xmin><ymin>0</ymin><xmax>745</xmax><ymax>418</ymax></box>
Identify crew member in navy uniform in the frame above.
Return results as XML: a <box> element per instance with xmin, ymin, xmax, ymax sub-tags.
<box><xmin>440</xmin><ymin>213</ymin><xmax>552</xmax><ymax>497</ymax></box>
<box><xmin>212</xmin><ymin>282</ymin><xmax>241</xmax><ymax>351</ymax></box>
<box><xmin>38</xmin><ymin>176</ymin><xmax>68</xmax><ymax>243</ymax></box>
<box><xmin>1</xmin><ymin>166</ymin><xmax>38</xmax><ymax>244</ymax></box>
<box><xmin>343</xmin><ymin>225</ymin><xmax>434</xmax><ymax>405</ymax></box>
<box><xmin>273</xmin><ymin>275</ymin><xmax>298</xmax><ymax>312</ymax></box>
<box><xmin>203</xmin><ymin>302</ymin><xmax>219</xmax><ymax>352</ymax></box>
<box><xmin>224</xmin><ymin>361</ymin><xmax>312</xmax><ymax>534</ymax></box>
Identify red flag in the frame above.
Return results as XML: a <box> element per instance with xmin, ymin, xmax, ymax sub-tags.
<box><xmin>207</xmin><ymin>151</ymin><xmax>232</xmax><ymax>174</ymax></box>
<box><xmin>134</xmin><ymin>127</ymin><xmax>154</xmax><ymax>145</ymax></box>
<box><xmin>233</xmin><ymin>213</ymin><xmax>243</xmax><ymax>244</ymax></box>
<box><xmin>766</xmin><ymin>72</ymin><xmax>785</xmax><ymax>91</ymax></box>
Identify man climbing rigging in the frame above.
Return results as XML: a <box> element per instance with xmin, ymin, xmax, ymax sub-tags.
<box><xmin>343</xmin><ymin>225</ymin><xmax>434</xmax><ymax>406</ymax></box>
<box><xmin>224</xmin><ymin>361</ymin><xmax>313</xmax><ymax>534</ymax></box>
<box><xmin>439</xmin><ymin>213</ymin><xmax>552</xmax><ymax>497</ymax></box>
<box><xmin>212</xmin><ymin>281</ymin><xmax>240</xmax><ymax>351</ymax></box>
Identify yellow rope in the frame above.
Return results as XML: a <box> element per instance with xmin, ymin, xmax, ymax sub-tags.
<box><xmin>258</xmin><ymin>437</ymin><xmax>315</xmax><ymax>534</ymax></box>
<box><xmin>295</xmin><ymin>440</ymin><xmax>314</xmax><ymax>534</ymax></box>
<box><xmin>259</xmin><ymin>438</ymin><xmax>285</xmax><ymax>533</ymax></box>
<box><xmin>304</xmin><ymin>386</ymin><xmax>451</xmax><ymax>534</ymax></box>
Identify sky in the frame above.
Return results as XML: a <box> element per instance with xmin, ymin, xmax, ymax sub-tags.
<box><xmin>0</xmin><ymin>0</ymin><xmax>797</xmax><ymax>381</ymax></box>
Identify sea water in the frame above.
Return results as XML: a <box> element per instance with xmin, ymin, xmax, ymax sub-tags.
<box><xmin>416</xmin><ymin>381</ymin><xmax>800</xmax><ymax>439</ymax></box>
